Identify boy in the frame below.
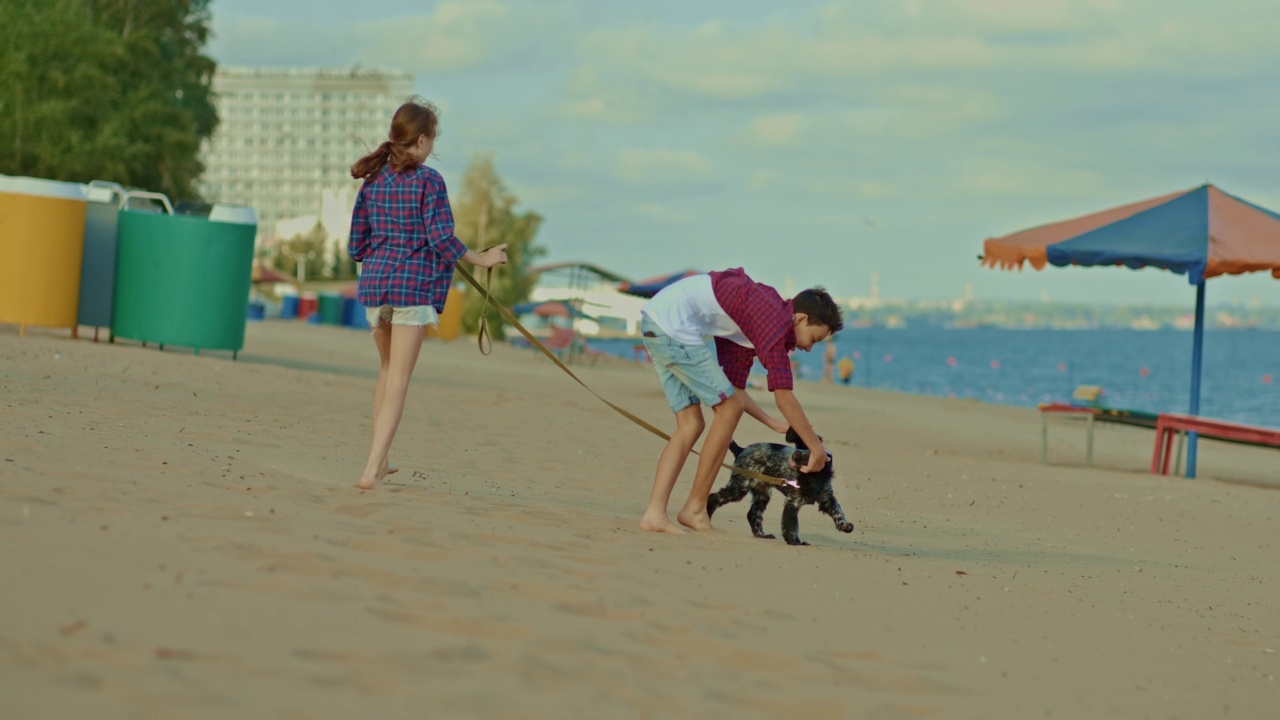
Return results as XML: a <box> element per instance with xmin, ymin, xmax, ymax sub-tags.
<box><xmin>637</xmin><ymin>267</ymin><xmax>844</xmax><ymax>534</ymax></box>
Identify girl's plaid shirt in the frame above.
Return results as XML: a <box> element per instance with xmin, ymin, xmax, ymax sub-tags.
<box><xmin>348</xmin><ymin>164</ymin><xmax>468</xmax><ymax>312</ymax></box>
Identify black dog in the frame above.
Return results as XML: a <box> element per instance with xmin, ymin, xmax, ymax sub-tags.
<box><xmin>707</xmin><ymin>428</ymin><xmax>854</xmax><ymax>546</ymax></box>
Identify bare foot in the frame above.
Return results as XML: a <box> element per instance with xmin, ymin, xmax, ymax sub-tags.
<box><xmin>356</xmin><ymin>462</ymin><xmax>392</xmax><ymax>490</ymax></box>
<box><xmin>639</xmin><ymin>513</ymin><xmax>686</xmax><ymax>534</ymax></box>
<box><xmin>677</xmin><ymin>508</ymin><xmax>714</xmax><ymax>531</ymax></box>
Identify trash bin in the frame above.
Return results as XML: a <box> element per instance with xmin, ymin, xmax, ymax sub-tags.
<box><xmin>298</xmin><ymin>292</ymin><xmax>318</xmax><ymax>321</ymax></box>
<box><xmin>318</xmin><ymin>292</ymin><xmax>343</xmax><ymax>325</ymax></box>
<box><xmin>76</xmin><ymin>180</ymin><xmax>127</xmax><ymax>339</ymax></box>
<box><xmin>0</xmin><ymin>175</ymin><xmax>88</xmax><ymax>334</ymax></box>
<box><xmin>425</xmin><ymin>286</ymin><xmax>465</xmax><ymax>341</ymax></box>
<box><xmin>112</xmin><ymin>192</ymin><xmax>257</xmax><ymax>358</ymax></box>
<box><xmin>280</xmin><ymin>293</ymin><xmax>299</xmax><ymax>319</ymax></box>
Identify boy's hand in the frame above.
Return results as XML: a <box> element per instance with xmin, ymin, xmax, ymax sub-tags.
<box><xmin>801</xmin><ymin>441</ymin><xmax>828</xmax><ymax>473</ymax></box>
<box><xmin>767</xmin><ymin>418</ymin><xmax>790</xmax><ymax>434</ymax></box>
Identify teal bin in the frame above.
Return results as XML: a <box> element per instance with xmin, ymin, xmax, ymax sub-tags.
<box><xmin>77</xmin><ymin>181</ymin><xmax>127</xmax><ymax>337</ymax></box>
<box><xmin>112</xmin><ymin>193</ymin><xmax>258</xmax><ymax>358</ymax></box>
<box><xmin>318</xmin><ymin>292</ymin><xmax>343</xmax><ymax>325</ymax></box>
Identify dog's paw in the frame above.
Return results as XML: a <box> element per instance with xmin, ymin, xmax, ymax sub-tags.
<box><xmin>754</xmin><ymin>532</ymin><xmax>776</xmax><ymax>540</ymax></box>
<box><xmin>838</xmin><ymin>522</ymin><xmax>855</xmax><ymax>533</ymax></box>
<box><xmin>785</xmin><ymin>537</ymin><xmax>809</xmax><ymax>546</ymax></box>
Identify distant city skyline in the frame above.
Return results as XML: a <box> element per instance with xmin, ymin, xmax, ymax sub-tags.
<box><xmin>207</xmin><ymin>0</ymin><xmax>1280</xmax><ymax>307</ymax></box>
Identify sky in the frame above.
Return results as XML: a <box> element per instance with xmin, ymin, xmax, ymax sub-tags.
<box><xmin>207</xmin><ymin>0</ymin><xmax>1280</xmax><ymax>307</ymax></box>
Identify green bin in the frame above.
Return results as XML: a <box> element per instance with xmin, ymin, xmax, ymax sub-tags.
<box><xmin>112</xmin><ymin>193</ymin><xmax>258</xmax><ymax>358</ymax></box>
<box><xmin>318</xmin><ymin>292</ymin><xmax>343</xmax><ymax>325</ymax></box>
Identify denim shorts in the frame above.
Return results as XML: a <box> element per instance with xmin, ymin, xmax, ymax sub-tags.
<box><xmin>640</xmin><ymin>317</ymin><xmax>736</xmax><ymax>413</ymax></box>
<box><xmin>366</xmin><ymin>305</ymin><xmax>439</xmax><ymax>331</ymax></box>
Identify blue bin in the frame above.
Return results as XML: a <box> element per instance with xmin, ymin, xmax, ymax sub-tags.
<box><xmin>280</xmin><ymin>294</ymin><xmax>299</xmax><ymax>319</ymax></box>
<box><xmin>246</xmin><ymin>301</ymin><xmax>266</xmax><ymax>321</ymax></box>
<box><xmin>341</xmin><ymin>298</ymin><xmax>359</xmax><ymax>327</ymax></box>
<box><xmin>306</xmin><ymin>311</ymin><xmax>322</xmax><ymax>324</ymax></box>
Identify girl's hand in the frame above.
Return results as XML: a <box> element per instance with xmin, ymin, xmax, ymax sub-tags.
<box><xmin>482</xmin><ymin>244</ymin><xmax>509</xmax><ymax>268</ymax></box>
<box><xmin>768</xmin><ymin>418</ymin><xmax>790</xmax><ymax>434</ymax></box>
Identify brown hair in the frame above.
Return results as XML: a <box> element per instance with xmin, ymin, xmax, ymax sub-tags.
<box><xmin>350</xmin><ymin>98</ymin><xmax>440</xmax><ymax>180</ymax></box>
<box><xmin>793</xmin><ymin>287</ymin><xmax>844</xmax><ymax>333</ymax></box>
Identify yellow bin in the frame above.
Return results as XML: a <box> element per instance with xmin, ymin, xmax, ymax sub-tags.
<box><xmin>426</xmin><ymin>286</ymin><xmax>465</xmax><ymax>341</ymax></box>
<box><xmin>0</xmin><ymin>176</ymin><xmax>88</xmax><ymax>334</ymax></box>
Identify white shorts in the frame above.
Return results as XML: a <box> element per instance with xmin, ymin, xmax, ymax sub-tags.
<box><xmin>365</xmin><ymin>305</ymin><xmax>439</xmax><ymax>331</ymax></box>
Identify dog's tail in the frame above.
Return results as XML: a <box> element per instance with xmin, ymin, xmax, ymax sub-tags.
<box><xmin>728</xmin><ymin>439</ymin><xmax>744</xmax><ymax>457</ymax></box>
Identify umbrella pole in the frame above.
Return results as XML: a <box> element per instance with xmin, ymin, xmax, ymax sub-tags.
<box><xmin>1186</xmin><ymin>281</ymin><xmax>1206</xmax><ymax>478</ymax></box>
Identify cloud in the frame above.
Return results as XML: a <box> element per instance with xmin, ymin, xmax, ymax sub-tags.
<box><xmin>210</xmin><ymin>0</ymin><xmax>571</xmax><ymax>73</ymax></box>
<box><xmin>355</xmin><ymin>1</ymin><xmax>522</xmax><ymax>71</ymax></box>
<box><xmin>561</xmin><ymin>0</ymin><xmax>1275</xmax><ymax>121</ymax></box>
<box><xmin>634</xmin><ymin>203</ymin><xmax>690</xmax><ymax>225</ymax></box>
<box><xmin>749</xmin><ymin>113</ymin><xmax>808</xmax><ymax>146</ymax></box>
<box><xmin>617</xmin><ymin>148</ymin><xmax>714</xmax><ymax>186</ymax></box>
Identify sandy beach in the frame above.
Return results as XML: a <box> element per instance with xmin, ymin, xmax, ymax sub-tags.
<box><xmin>2</xmin><ymin>320</ymin><xmax>1278</xmax><ymax>719</ymax></box>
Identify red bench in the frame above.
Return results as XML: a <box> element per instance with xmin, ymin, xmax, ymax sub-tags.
<box><xmin>1151</xmin><ymin>413</ymin><xmax>1280</xmax><ymax>476</ymax></box>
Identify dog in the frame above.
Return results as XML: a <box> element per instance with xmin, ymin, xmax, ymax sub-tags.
<box><xmin>706</xmin><ymin>428</ymin><xmax>855</xmax><ymax>546</ymax></box>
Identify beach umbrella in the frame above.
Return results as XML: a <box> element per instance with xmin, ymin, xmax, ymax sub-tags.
<box><xmin>981</xmin><ymin>184</ymin><xmax>1280</xmax><ymax>477</ymax></box>
<box><xmin>617</xmin><ymin>269</ymin><xmax>700</xmax><ymax>298</ymax></box>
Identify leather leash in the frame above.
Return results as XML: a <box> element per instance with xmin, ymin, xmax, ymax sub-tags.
<box><xmin>456</xmin><ymin>261</ymin><xmax>793</xmax><ymax>488</ymax></box>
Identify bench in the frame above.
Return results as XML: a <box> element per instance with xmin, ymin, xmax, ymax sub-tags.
<box><xmin>1039</xmin><ymin>403</ymin><xmax>1160</xmax><ymax>467</ymax></box>
<box><xmin>1151</xmin><ymin>413</ymin><xmax>1280</xmax><ymax>477</ymax></box>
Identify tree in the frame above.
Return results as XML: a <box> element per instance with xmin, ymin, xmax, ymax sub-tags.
<box><xmin>276</xmin><ymin>222</ymin><xmax>328</xmax><ymax>284</ymax></box>
<box><xmin>0</xmin><ymin>0</ymin><xmax>218</xmax><ymax>201</ymax></box>
<box><xmin>451</xmin><ymin>153</ymin><xmax>546</xmax><ymax>339</ymax></box>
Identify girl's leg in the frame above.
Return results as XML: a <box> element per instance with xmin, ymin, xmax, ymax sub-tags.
<box><xmin>369</xmin><ymin>322</ymin><xmax>399</xmax><ymax>477</ymax></box>
<box><xmin>639</xmin><ymin>404</ymin><xmax>705</xmax><ymax>534</ymax></box>
<box><xmin>357</xmin><ymin>323</ymin><xmax>428</xmax><ymax>489</ymax></box>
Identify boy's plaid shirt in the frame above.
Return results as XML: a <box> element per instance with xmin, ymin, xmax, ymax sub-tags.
<box><xmin>348</xmin><ymin>164</ymin><xmax>468</xmax><ymax>312</ymax></box>
<box><xmin>709</xmin><ymin>268</ymin><xmax>796</xmax><ymax>391</ymax></box>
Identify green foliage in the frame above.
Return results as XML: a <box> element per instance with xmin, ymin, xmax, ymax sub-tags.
<box><xmin>275</xmin><ymin>221</ymin><xmax>328</xmax><ymax>284</ymax></box>
<box><xmin>0</xmin><ymin>0</ymin><xmax>218</xmax><ymax>200</ymax></box>
<box><xmin>451</xmin><ymin>153</ymin><xmax>546</xmax><ymax>339</ymax></box>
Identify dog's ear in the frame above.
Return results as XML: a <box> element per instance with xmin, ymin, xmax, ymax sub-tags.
<box><xmin>791</xmin><ymin>449</ymin><xmax>810</xmax><ymax>468</ymax></box>
<box><xmin>785</xmin><ymin>428</ymin><xmax>823</xmax><ymax>449</ymax></box>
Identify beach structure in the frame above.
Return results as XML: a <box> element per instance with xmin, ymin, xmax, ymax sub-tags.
<box><xmin>526</xmin><ymin>262</ymin><xmax>647</xmax><ymax>337</ymax></box>
<box><xmin>982</xmin><ymin>183</ymin><xmax>1280</xmax><ymax>477</ymax></box>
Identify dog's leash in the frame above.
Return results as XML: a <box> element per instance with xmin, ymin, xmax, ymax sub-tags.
<box><xmin>458</xmin><ymin>261</ymin><xmax>794</xmax><ymax>488</ymax></box>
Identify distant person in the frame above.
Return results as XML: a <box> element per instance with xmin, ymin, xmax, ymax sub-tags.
<box><xmin>347</xmin><ymin>99</ymin><xmax>509</xmax><ymax>490</ymax></box>
<box><xmin>636</xmin><ymin>268</ymin><xmax>843</xmax><ymax>534</ymax></box>
<box><xmin>823</xmin><ymin>338</ymin><xmax>837</xmax><ymax>382</ymax></box>
<box><xmin>837</xmin><ymin>355</ymin><xmax>854</xmax><ymax>385</ymax></box>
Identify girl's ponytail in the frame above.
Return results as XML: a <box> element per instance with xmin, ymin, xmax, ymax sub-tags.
<box><xmin>350</xmin><ymin>100</ymin><xmax>440</xmax><ymax>180</ymax></box>
<box><xmin>350</xmin><ymin>141</ymin><xmax>393</xmax><ymax>181</ymax></box>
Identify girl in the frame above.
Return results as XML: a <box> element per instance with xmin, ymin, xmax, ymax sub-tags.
<box><xmin>348</xmin><ymin>99</ymin><xmax>508</xmax><ymax>490</ymax></box>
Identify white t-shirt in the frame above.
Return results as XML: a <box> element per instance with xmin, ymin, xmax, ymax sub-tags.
<box><xmin>641</xmin><ymin>274</ymin><xmax>753</xmax><ymax>348</ymax></box>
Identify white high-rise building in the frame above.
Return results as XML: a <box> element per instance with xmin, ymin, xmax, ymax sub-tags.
<box><xmin>198</xmin><ymin>66</ymin><xmax>414</xmax><ymax>248</ymax></box>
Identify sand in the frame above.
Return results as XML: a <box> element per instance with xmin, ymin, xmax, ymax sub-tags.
<box><xmin>2</xmin><ymin>320</ymin><xmax>1278</xmax><ymax>719</ymax></box>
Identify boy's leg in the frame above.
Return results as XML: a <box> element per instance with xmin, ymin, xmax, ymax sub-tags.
<box><xmin>678</xmin><ymin>392</ymin><xmax>745</xmax><ymax>531</ymax></box>
<box><xmin>639</xmin><ymin>404</ymin><xmax>704</xmax><ymax>534</ymax></box>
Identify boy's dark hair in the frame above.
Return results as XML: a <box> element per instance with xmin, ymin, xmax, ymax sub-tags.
<box><xmin>793</xmin><ymin>287</ymin><xmax>844</xmax><ymax>333</ymax></box>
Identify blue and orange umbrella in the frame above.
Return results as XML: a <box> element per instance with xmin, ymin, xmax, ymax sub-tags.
<box><xmin>982</xmin><ymin>184</ymin><xmax>1280</xmax><ymax>477</ymax></box>
<box><xmin>617</xmin><ymin>269</ymin><xmax>700</xmax><ymax>298</ymax></box>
